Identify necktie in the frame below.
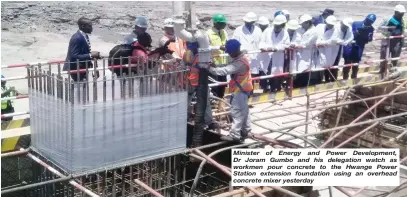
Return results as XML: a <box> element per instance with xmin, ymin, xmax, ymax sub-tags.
<box><xmin>85</xmin><ymin>34</ymin><xmax>91</xmax><ymax>52</ymax></box>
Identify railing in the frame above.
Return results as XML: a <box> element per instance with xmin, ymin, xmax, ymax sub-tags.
<box><xmin>1</xmin><ymin>32</ymin><xmax>406</xmax><ymax>119</ymax></box>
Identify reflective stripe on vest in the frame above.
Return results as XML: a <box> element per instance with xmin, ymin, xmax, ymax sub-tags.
<box><xmin>183</xmin><ymin>50</ymin><xmax>200</xmax><ymax>86</ymax></box>
<box><xmin>229</xmin><ymin>56</ymin><xmax>253</xmax><ymax>93</ymax></box>
<box><xmin>207</xmin><ymin>28</ymin><xmax>228</xmax><ymax>65</ymax></box>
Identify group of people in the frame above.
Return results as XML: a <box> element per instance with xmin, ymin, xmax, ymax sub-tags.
<box><xmin>61</xmin><ymin>4</ymin><xmax>406</xmax><ymax>142</ymax></box>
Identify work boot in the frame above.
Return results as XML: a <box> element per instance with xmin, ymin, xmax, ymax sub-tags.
<box><xmin>221</xmin><ymin>135</ymin><xmax>243</xmax><ymax>143</ymax></box>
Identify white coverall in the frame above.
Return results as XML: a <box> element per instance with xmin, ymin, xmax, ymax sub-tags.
<box><xmin>296</xmin><ymin>26</ymin><xmax>318</xmax><ymax>72</ymax></box>
<box><xmin>259</xmin><ymin>27</ymin><xmax>290</xmax><ymax>73</ymax></box>
<box><xmin>208</xmin><ymin>54</ymin><xmax>251</xmax><ymax>138</ymax></box>
<box><xmin>232</xmin><ymin>25</ymin><xmax>262</xmax><ymax>74</ymax></box>
<box><xmin>315</xmin><ymin>24</ymin><xmax>341</xmax><ymax>69</ymax></box>
<box><xmin>288</xmin><ymin>30</ymin><xmax>302</xmax><ymax>72</ymax></box>
<box><xmin>334</xmin><ymin>23</ymin><xmax>354</xmax><ymax>59</ymax></box>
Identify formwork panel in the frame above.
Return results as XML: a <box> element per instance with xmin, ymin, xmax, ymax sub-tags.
<box><xmin>28</xmin><ymin>61</ymin><xmax>188</xmax><ymax>174</ymax></box>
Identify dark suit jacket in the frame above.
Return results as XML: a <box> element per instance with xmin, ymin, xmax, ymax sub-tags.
<box><xmin>63</xmin><ymin>30</ymin><xmax>93</xmax><ymax>71</ymax></box>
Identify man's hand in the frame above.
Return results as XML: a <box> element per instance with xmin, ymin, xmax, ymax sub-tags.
<box><xmin>91</xmin><ymin>51</ymin><xmax>101</xmax><ymax>59</ymax></box>
<box><xmin>336</xmin><ymin>40</ymin><xmax>345</xmax><ymax>45</ymax></box>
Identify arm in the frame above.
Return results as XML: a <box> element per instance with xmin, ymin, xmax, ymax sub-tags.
<box><xmin>342</xmin><ymin>28</ymin><xmax>354</xmax><ymax>45</ymax></box>
<box><xmin>259</xmin><ymin>29</ymin><xmax>271</xmax><ymax>50</ymax></box>
<box><xmin>300</xmin><ymin>29</ymin><xmax>317</xmax><ymax>47</ymax></box>
<box><xmin>275</xmin><ymin>31</ymin><xmax>290</xmax><ymax>51</ymax></box>
<box><xmin>70</xmin><ymin>36</ymin><xmax>91</xmax><ymax>61</ymax></box>
<box><xmin>209</xmin><ymin>61</ymin><xmax>243</xmax><ymax>76</ymax></box>
<box><xmin>130</xmin><ymin>49</ymin><xmax>147</xmax><ymax>64</ymax></box>
<box><xmin>368</xmin><ymin>27</ymin><xmax>375</xmax><ymax>42</ymax></box>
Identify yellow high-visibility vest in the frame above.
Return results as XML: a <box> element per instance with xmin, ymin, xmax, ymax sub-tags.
<box><xmin>206</xmin><ymin>28</ymin><xmax>228</xmax><ymax>65</ymax></box>
<box><xmin>1</xmin><ymin>86</ymin><xmax>13</xmax><ymax>110</ymax></box>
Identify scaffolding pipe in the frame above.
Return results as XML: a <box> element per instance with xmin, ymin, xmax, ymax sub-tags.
<box><xmin>1</xmin><ymin>148</ymin><xmax>29</xmax><ymax>158</ymax></box>
<box><xmin>1</xmin><ymin>176</ymin><xmax>71</xmax><ymax>194</ymax></box>
<box><xmin>134</xmin><ymin>179</ymin><xmax>165</xmax><ymax>197</ymax></box>
<box><xmin>252</xmin><ymin>88</ymin><xmax>407</xmax><ymax>122</ymax></box>
<box><xmin>334</xmin><ymin>122</ymin><xmax>380</xmax><ymax>148</ymax></box>
<box><xmin>320</xmin><ymin>79</ymin><xmax>407</xmax><ymax>147</ymax></box>
<box><xmin>26</xmin><ymin>151</ymin><xmax>100</xmax><ymax>197</ymax></box>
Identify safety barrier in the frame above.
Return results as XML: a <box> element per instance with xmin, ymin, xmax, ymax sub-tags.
<box><xmin>1</xmin><ymin>31</ymin><xmax>406</xmax><ymax>119</ymax></box>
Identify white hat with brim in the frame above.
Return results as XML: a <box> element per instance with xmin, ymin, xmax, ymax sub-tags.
<box><xmin>243</xmin><ymin>12</ymin><xmax>258</xmax><ymax>22</ymax></box>
<box><xmin>342</xmin><ymin>18</ymin><xmax>353</xmax><ymax>28</ymax></box>
<box><xmin>395</xmin><ymin>4</ymin><xmax>406</xmax><ymax>13</ymax></box>
<box><xmin>258</xmin><ymin>16</ymin><xmax>269</xmax><ymax>25</ymax></box>
<box><xmin>273</xmin><ymin>15</ymin><xmax>287</xmax><ymax>25</ymax></box>
<box><xmin>299</xmin><ymin>14</ymin><xmax>313</xmax><ymax>24</ymax></box>
<box><xmin>325</xmin><ymin>15</ymin><xmax>337</xmax><ymax>25</ymax></box>
<box><xmin>286</xmin><ymin>19</ymin><xmax>300</xmax><ymax>30</ymax></box>
<box><xmin>164</xmin><ymin>18</ymin><xmax>174</xmax><ymax>28</ymax></box>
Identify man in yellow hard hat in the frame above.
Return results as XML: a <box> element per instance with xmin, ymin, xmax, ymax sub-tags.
<box><xmin>207</xmin><ymin>13</ymin><xmax>229</xmax><ymax>99</ymax></box>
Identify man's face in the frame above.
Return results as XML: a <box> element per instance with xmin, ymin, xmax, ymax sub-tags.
<box><xmin>164</xmin><ymin>27</ymin><xmax>174</xmax><ymax>35</ymax></box>
<box><xmin>326</xmin><ymin>24</ymin><xmax>334</xmax><ymax>30</ymax></box>
<box><xmin>288</xmin><ymin>29</ymin><xmax>295</xmax><ymax>35</ymax></box>
<box><xmin>274</xmin><ymin>24</ymin><xmax>285</xmax><ymax>33</ymax></box>
<box><xmin>228</xmin><ymin>51</ymin><xmax>239</xmax><ymax>58</ymax></box>
<box><xmin>214</xmin><ymin>22</ymin><xmax>227</xmax><ymax>30</ymax></box>
<box><xmin>245</xmin><ymin>22</ymin><xmax>255</xmax><ymax>27</ymax></box>
<box><xmin>81</xmin><ymin>21</ymin><xmax>93</xmax><ymax>34</ymax></box>
<box><xmin>135</xmin><ymin>26</ymin><xmax>147</xmax><ymax>34</ymax></box>
<box><xmin>364</xmin><ymin>20</ymin><xmax>373</xmax><ymax>27</ymax></box>
<box><xmin>341</xmin><ymin>22</ymin><xmax>349</xmax><ymax>32</ymax></box>
<box><xmin>259</xmin><ymin>25</ymin><xmax>268</xmax><ymax>31</ymax></box>
<box><xmin>395</xmin><ymin>11</ymin><xmax>405</xmax><ymax>19</ymax></box>
<box><xmin>301</xmin><ymin>21</ymin><xmax>310</xmax><ymax>30</ymax></box>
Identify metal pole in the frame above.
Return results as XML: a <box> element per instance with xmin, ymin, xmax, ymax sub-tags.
<box><xmin>1</xmin><ymin>148</ymin><xmax>29</xmax><ymax>158</ymax></box>
<box><xmin>1</xmin><ymin>176</ymin><xmax>71</xmax><ymax>194</ymax></box>
<box><xmin>320</xmin><ymin>79</ymin><xmax>407</xmax><ymax>147</ymax></box>
<box><xmin>134</xmin><ymin>179</ymin><xmax>165</xmax><ymax>197</ymax></box>
<box><xmin>334</xmin><ymin>122</ymin><xmax>380</xmax><ymax>148</ymax></box>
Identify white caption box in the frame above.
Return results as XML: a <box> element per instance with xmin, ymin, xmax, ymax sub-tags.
<box><xmin>231</xmin><ymin>148</ymin><xmax>400</xmax><ymax>187</ymax></box>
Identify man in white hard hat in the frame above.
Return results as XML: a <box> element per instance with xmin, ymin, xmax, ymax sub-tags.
<box><xmin>294</xmin><ymin>14</ymin><xmax>318</xmax><ymax>88</ymax></box>
<box><xmin>232</xmin><ymin>12</ymin><xmax>262</xmax><ymax>95</ymax></box>
<box><xmin>257</xmin><ymin>16</ymin><xmax>270</xmax><ymax>32</ymax></box>
<box><xmin>124</xmin><ymin>16</ymin><xmax>148</xmax><ymax>45</ymax></box>
<box><xmin>286</xmin><ymin>19</ymin><xmax>302</xmax><ymax>74</ymax></box>
<box><xmin>315</xmin><ymin>15</ymin><xmax>340</xmax><ymax>83</ymax></box>
<box><xmin>379</xmin><ymin>4</ymin><xmax>406</xmax><ymax>73</ymax></box>
<box><xmin>159</xmin><ymin>18</ymin><xmax>186</xmax><ymax>73</ymax></box>
<box><xmin>256</xmin><ymin>16</ymin><xmax>270</xmax><ymax>92</ymax></box>
<box><xmin>259</xmin><ymin>15</ymin><xmax>290</xmax><ymax>93</ymax></box>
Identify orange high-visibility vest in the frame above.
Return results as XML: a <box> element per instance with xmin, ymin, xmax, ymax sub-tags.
<box><xmin>229</xmin><ymin>55</ymin><xmax>253</xmax><ymax>94</ymax></box>
<box><xmin>182</xmin><ymin>49</ymin><xmax>200</xmax><ymax>87</ymax></box>
<box><xmin>168</xmin><ymin>37</ymin><xmax>186</xmax><ymax>58</ymax></box>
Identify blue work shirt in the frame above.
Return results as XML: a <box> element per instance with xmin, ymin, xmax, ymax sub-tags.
<box><xmin>312</xmin><ymin>15</ymin><xmax>325</xmax><ymax>26</ymax></box>
<box><xmin>343</xmin><ymin>21</ymin><xmax>374</xmax><ymax>60</ymax></box>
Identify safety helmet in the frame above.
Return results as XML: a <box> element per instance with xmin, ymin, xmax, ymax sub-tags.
<box><xmin>282</xmin><ymin>10</ymin><xmax>290</xmax><ymax>16</ymax></box>
<box><xmin>258</xmin><ymin>16</ymin><xmax>270</xmax><ymax>26</ymax></box>
<box><xmin>287</xmin><ymin>19</ymin><xmax>300</xmax><ymax>30</ymax></box>
<box><xmin>243</xmin><ymin>12</ymin><xmax>258</xmax><ymax>22</ymax></box>
<box><xmin>225</xmin><ymin>39</ymin><xmax>241</xmax><ymax>53</ymax></box>
<box><xmin>274</xmin><ymin>10</ymin><xmax>284</xmax><ymax>17</ymax></box>
<box><xmin>325</xmin><ymin>15</ymin><xmax>337</xmax><ymax>25</ymax></box>
<box><xmin>299</xmin><ymin>14</ymin><xmax>313</xmax><ymax>24</ymax></box>
<box><xmin>213</xmin><ymin>14</ymin><xmax>227</xmax><ymax>23</ymax></box>
<box><xmin>164</xmin><ymin>18</ymin><xmax>174</xmax><ymax>28</ymax></box>
<box><xmin>365</xmin><ymin>14</ymin><xmax>376</xmax><ymax>23</ymax></box>
<box><xmin>273</xmin><ymin>15</ymin><xmax>287</xmax><ymax>25</ymax></box>
<box><xmin>394</xmin><ymin>4</ymin><xmax>406</xmax><ymax>13</ymax></box>
<box><xmin>342</xmin><ymin>18</ymin><xmax>353</xmax><ymax>28</ymax></box>
<box><xmin>135</xmin><ymin>16</ymin><xmax>148</xmax><ymax>28</ymax></box>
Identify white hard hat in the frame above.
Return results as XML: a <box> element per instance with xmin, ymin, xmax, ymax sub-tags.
<box><xmin>325</xmin><ymin>15</ymin><xmax>337</xmax><ymax>25</ymax></box>
<box><xmin>273</xmin><ymin>15</ymin><xmax>287</xmax><ymax>25</ymax></box>
<box><xmin>286</xmin><ymin>19</ymin><xmax>300</xmax><ymax>30</ymax></box>
<box><xmin>135</xmin><ymin>16</ymin><xmax>148</xmax><ymax>28</ymax></box>
<box><xmin>258</xmin><ymin>16</ymin><xmax>270</xmax><ymax>25</ymax></box>
<box><xmin>282</xmin><ymin>9</ymin><xmax>290</xmax><ymax>15</ymax></box>
<box><xmin>164</xmin><ymin>18</ymin><xmax>174</xmax><ymax>27</ymax></box>
<box><xmin>299</xmin><ymin>14</ymin><xmax>313</xmax><ymax>24</ymax></box>
<box><xmin>394</xmin><ymin>4</ymin><xmax>406</xmax><ymax>13</ymax></box>
<box><xmin>341</xmin><ymin>17</ymin><xmax>353</xmax><ymax>28</ymax></box>
<box><xmin>243</xmin><ymin>12</ymin><xmax>258</xmax><ymax>22</ymax></box>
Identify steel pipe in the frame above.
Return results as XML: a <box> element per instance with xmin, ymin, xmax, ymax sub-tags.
<box><xmin>321</xmin><ymin>80</ymin><xmax>407</xmax><ymax>147</ymax></box>
<box><xmin>0</xmin><ymin>95</ymin><xmax>29</xmax><ymax>101</ymax></box>
<box><xmin>1</xmin><ymin>176</ymin><xmax>72</xmax><ymax>195</ymax></box>
<box><xmin>334</xmin><ymin>122</ymin><xmax>380</xmax><ymax>148</ymax></box>
<box><xmin>1</xmin><ymin>148</ymin><xmax>29</xmax><ymax>158</ymax></box>
<box><xmin>1</xmin><ymin>111</ymin><xmax>30</xmax><ymax>118</ymax></box>
<box><xmin>134</xmin><ymin>179</ymin><xmax>165</xmax><ymax>197</ymax></box>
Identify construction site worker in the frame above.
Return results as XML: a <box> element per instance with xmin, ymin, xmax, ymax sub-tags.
<box><xmin>159</xmin><ymin>18</ymin><xmax>185</xmax><ymax>70</ymax></box>
<box><xmin>379</xmin><ymin>4</ymin><xmax>406</xmax><ymax>73</ymax></box>
<box><xmin>183</xmin><ymin>41</ymin><xmax>217</xmax><ymax>129</ymax></box>
<box><xmin>257</xmin><ymin>16</ymin><xmax>271</xmax><ymax>92</ymax></box>
<box><xmin>207</xmin><ymin>39</ymin><xmax>253</xmax><ymax>142</ymax></box>
<box><xmin>63</xmin><ymin>17</ymin><xmax>100</xmax><ymax>82</ymax></box>
<box><xmin>312</xmin><ymin>8</ymin><xmax>334</xmax><ymax>26</ymax></box>
<box><xmin>315</xmin><ymin>15</ymin><xmax>340</xmax><ymax>84</ymax></box>
<box><xmin>124</xmin><ymin>16</ymin><xmax>148</xmax><ymax>45</ymax></box>
<box><xmin>282</xmin><ymin>10</ymin><xmax>290</xmax><ymax>21</ymax></box>
<box><xmin>286</xmin><ymin>19</ymin><xmax>301</xmax><ymax>74</ymax></box>
<box><xmin>232</xmin><ymin>12</ymin><xmax>262</xmax><ymax>95</ymax></box>
<box><xmin>342</xmin><ymin>14</ymin><xmax>376</xmax><ymax>80</ymax></box>
<box><xmin>206</xmin><ymin>14</ymin><xmax>228</xmax><ymax>99</ymax></box>
<box><xmin>1</xmin><ymin>75</ymin><xmax>16</xmax><ymax>122</ymax></box>
<box><xmin>260</xmin><ymin>14</ymin><xmax>290</xmax><ymax>93</ymax></box>
<box><xmin>295</xmin><ymin>14</ymin><xmax>318</xmax><ymax>88</ymax></box>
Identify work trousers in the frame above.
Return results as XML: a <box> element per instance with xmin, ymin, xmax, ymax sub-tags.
<box><xmin>380</xmin><ymin>38</ymin><xmax>403</xmax><ymax>73</ymax></box>
<box><xmin>229</xmin><ymin>92</ymin><xmax>251</xmax><ymax>139</ymax></box>
<box><xmin>209</xmin><ymin>74</ymin><xmax>227</xmax><ymax>98</ymax></box>
<box><xmin>324</xmin><ymin>46</ymin><xmax>341</xmax><ymax>83</ymax></box>
<box><xmin>343</xmin><ymin>45</ymin><xmax>363</xmax><ymax>80</ymax></box>
<box><xmin>187</xmin><ymin>86</ymin><xmax>213</xmax><ymax>125</ymax></box>
<box><xmin>1</xmin><ymin>106</ymin><xmax>14</xmax><ymax>122</ymax></box>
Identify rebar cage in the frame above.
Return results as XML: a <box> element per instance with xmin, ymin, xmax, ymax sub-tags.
<box><xmin>26</xmin><ymin>58</ymin><xmax>189</xmax><ymax>175</ymax></box>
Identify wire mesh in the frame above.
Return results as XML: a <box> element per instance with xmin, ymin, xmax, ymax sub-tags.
<box><xmin>27</xmin><ymin>58</ymin><xmax>189</xmax><ymax>174</ymax></box>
